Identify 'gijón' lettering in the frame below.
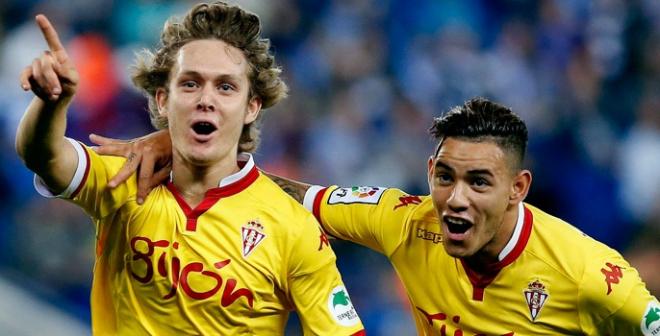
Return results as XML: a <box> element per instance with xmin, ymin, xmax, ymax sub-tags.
<box><xmin>129</xmin><ymin>236</ymin><xmax>254</xmax><ymax>308</ymax></box>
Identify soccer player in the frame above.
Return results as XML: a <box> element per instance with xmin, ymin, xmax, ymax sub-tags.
<box><xmin>15</xmin><ymin>3</ymin><xmax>365</xmax><ymax>335</ymax></box>
<box><xmin>95</xmin><ymin>98</ymin><xmax>659</xmax><ymax>335</ymax></box>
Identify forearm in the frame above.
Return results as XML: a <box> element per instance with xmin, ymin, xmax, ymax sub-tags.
<box><xmin>16</xmin><ymin>97</ymin><xmax>69</xmax><ymax>166</ymax></box>
<box><xmin>263</xmin><ymin>172</ymin><xmax>312</xmax><ymax>204</ymax></box>
<box><xmin>15</xmin><ymin>96</ymin><xmax>77</xmax><ymax>191</ymax></box>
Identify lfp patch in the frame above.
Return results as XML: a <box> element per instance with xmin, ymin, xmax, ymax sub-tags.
<box><xmin>641</xmin><ymin>300</ymin><xmax>660</xmax><ymax>336</ymax></box>
<box><xmin>327</xmin><ymin>286</ymin><xmax>360</xmax><ymax>327</ymax></box>
<box><xmin>328</xmin><ymin>186</ymin><xmax>386</xmax><ymax>205</ymax></box>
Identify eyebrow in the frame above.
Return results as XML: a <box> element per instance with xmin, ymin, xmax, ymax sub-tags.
<box><xmin>177</xmin><ymin>70</ymin><xmax>242</xmax><ymax>82</ymax></box>
<box><xmin>434</xmin><ymin>161</ymin><xmax>454</xmax><ymax>172</ymax></box>
<box><xmin>434</xmin><ymin>161</ymin><xmax>494</xmax><ymax>177</ymax></box>
<box><xmin>466</xmin><ymin>169</ymin><xmax>494</xmax><ymax>177</ymax></box>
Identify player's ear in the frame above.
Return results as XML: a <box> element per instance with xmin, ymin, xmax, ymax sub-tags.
<box><xmin>510</xmin><ymin>169</ymin><xmax>531</xmax><ymax>205</ymax></box>
<box><xmin>156</xmin><ymin>88</ymin><xmax>168</xmax><ymax>117</ymax></box>
<box><xmin>244</xmin><ymin>95</ymin><xmax>262</xmax><ymax>124</ymax></box>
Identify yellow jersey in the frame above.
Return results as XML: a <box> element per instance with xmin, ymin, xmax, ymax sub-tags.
<box><xmin>304</xmin><ymin>185</ymin><xmax>659</xmax><ymax>336</ymax></box>
<box><xmin>35</xmin><ymin>140</ymin><xmax>365</xmax><ymax>336</ymax></box>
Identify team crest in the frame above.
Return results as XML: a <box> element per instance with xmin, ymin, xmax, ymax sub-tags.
<box><xmin>523</xmin><ymin>279</ymin><xmax>549</xmax><ymax>321</ymax></box>
<box><xmin>328</xmin><ymin>186</ymin><xmax>386</xmax><ymax>205</ymax></box>
<box><xmin>241</xmin><ymin>220</ymin><xmax>266</xmax><ymax>258</ymax></box>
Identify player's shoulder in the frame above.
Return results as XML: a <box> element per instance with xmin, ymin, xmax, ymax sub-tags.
<box><xmin>526</xmin><ymin>203</ymin><xmax>616</xmax><ymax>254</ymax></box>
<box><xmin>525</xmin><ymin>203</ymin><xmax>629</xmax><ymax>278</ymax></box>
<box><xmin>325</xmin><ymin>185</ymin><xmax>432</xmax><ymax>212</ymax></box>
<box><xmin>380</xmin><ymin>187</ymin><xmax>435</xmax><ymax>222</ymax></box>
<box><xmin>321</xmin><ymin>185</ymin><xmax>435</xmax><ymax>224</ymax></box>
<box><xmin>251</xmin><ymin>173</ymin><xmax>315</xmax><ymax>219</ymax></box>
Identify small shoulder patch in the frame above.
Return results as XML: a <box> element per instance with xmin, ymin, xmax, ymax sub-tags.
<box><xmin>328</xmin><ymin>186</ymin><xmax>386</xmax><ymax>205</ymax></box>
<box><xmin>327</xmin><ymin>286</ymin><xmax>360</xmax><ymax>326</ymax></box>
<box><xmin>642</xmin><ymin>300</ymin><xmax>660</xmax><ymax>336</ymax></box>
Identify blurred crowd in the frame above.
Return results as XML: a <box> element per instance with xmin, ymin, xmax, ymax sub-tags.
<box><xmin>0</xmin><ymin>0</ymin><xmax>658</xmax><ymax>334</ymax></box>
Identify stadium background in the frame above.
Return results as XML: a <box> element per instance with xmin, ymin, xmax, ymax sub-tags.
<box><xmin>0</xmin><ymin>0</ymin><xmax>658</xmax><ymax>334</ymax></box>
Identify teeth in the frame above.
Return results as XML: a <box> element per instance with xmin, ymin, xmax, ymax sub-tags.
<box><xmin>446</xmin><ymin>217</ymin><xmax>468</xmax><ymax>225</ymax></box>
<box><xmin>444</xmin><ymin>217</ymin><xmax>472</xmax><ymax>234</ymax></box>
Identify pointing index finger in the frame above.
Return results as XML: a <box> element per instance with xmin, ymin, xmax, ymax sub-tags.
<box><xmin>35</xmin><ymin>14</ymin><xmax>67</xmax><ymax>59</ymax></box>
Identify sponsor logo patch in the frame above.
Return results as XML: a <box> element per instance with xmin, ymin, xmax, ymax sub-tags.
<box><xmin>327</xmin><ymin>286</ymin><xmax>360</xmax><ymax>326</ymax></box>
<box><xmin>523</xmin><ymin>279</ymin><xmax>549</xmax><ymax>321</ymax></box>
<box><xmin>328</xmin><ymin>186</ymin><xmax>386</xmax><ymax>205</ymax></box>
<box><xmin>642</xmin><ymin>300</ymin><xmax>660</xmax><ymax>336</ymax></box>
<box><xmin>241</xmin><ymin>220</ymin><xmax>266</xmax><ymax>258</ymax></box>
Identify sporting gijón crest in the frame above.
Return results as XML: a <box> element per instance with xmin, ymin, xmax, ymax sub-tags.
<box><xmin>241</xmin><ymin>220</ymin><xmax>266</xmax><ymax>258</ymax></box>
<box><xmin>523</xmin><ymin>279</ymin><xmax>549</xmax><ymax>321</ymax></box>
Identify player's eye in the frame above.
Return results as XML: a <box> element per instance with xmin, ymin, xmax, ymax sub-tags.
<box><xmin>218</xmin><ymin>83</ymin><xmax>235</xmax><ymax>91</ymax></box>
<box><xmin>435</xmin><ymin>173</ymin><xmax>453</xmax><ymax>185</ymax></box>
<box><xmin>181</xmin><ymin>81</ymin><xmax>198</xmax><ymax>89</ymax></box>
<box><xmin>472</xmin><ymin>177</ymin><xmax>490</xmax><ymax>188</ymax></box>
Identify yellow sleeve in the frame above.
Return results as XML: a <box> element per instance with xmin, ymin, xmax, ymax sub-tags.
<box><xmin>306</xmin><ymin>185</ymin><xmax>422</xmax><ymax>256</ymax></box>
<box><xmin>287</xmin><ymin>212</ymin><xmax>365</xmax><ymax>336</ymax></box>
<box><xmin>597</xmin><ymin>290</ymin><xmax>659</xmax><ymax>335</ymax></box>
<box><xmin>35</xmin><ymin>141</ymin><xmax>136</xmax><ymax>219</ymax></box>
<box><xmin>578</xmin><ymin>243</ymin><xmax>659</xmax><ymax>335</ymax></box>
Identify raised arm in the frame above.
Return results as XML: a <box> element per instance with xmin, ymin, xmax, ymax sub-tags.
<box><xmin>15</xmin><ymin>14</ymin><xmax>80</xmax><ymax>193</ymax></box>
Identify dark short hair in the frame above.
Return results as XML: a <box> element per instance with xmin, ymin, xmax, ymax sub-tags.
<box><xmin>429</xmin><ymin>97</ymin><xmax>528</xmax><ymax>170</ymax></box>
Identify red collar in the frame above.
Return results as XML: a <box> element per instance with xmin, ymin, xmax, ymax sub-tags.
<box><xmin>166</xmin><ymin>158</ymin><xmax>260</xmax><ymax>232</ymax></box>
<box><xmin>460</xmin><ymin>205</ymin><xmax>534</xmax><ymax>300</ymax></box>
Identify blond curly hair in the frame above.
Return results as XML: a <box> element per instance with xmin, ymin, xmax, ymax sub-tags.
<box><xmin>132</xmin><ymin>2</ymin><xmax>288</xmax><ymax>153</ymax></box>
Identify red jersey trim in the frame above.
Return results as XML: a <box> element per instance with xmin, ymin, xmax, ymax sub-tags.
<box><xmin>461</xmin><ymin>205</ymin><xmax>534</xmax><ymax>301</ymax></box>
<box><xmin>71</xmin><ymin>143</ymin><xmax>91</xmax><ymax>199</ymax></box>
<box><xmin>498</xmin><ymin>206</ymin><xmax>533</xmax><ymax>267</ymax></box>
<box><xmin>312</xmin><ymin>187</ymin><xmax>340</xmax><ymax>239</ymax></box>
<box><xmin>350</xmin><ymin>330</ymin><xmax>366</xmax><ymax>336</ymax></box>
<box><xmin>167</xmin><ymin>165</ymin><xmax>259</xmax><ymax>231</ymax></box>
<box><xmin>312</xmin><ymin>187</ymin><xmax>328</xmax><ymax>223</ymax></box>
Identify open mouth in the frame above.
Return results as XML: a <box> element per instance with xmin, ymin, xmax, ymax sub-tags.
<box><xmin>192</xmin><ymin>121</ymin><xmax>217</xmax><ymax>135</ymax></box>
<box><xmin>443</xmin><ymin>216</ymin><xmax>473</xmax><ymax>235</ymax></box>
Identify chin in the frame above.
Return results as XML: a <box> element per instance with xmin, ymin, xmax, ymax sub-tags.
<box><xmin>442</xmin><ymin>241</ymin><xmax>474</xmax><ymax>259</ymax></box>
<box><xmin>182</xmin><ymin>150</ymin><xmax>217</xmax><ymax>166</ymax></box>
<box><xmin>177</xmin><ymin>139</ymin><xmax>233</xmax><ymax>167</ymax></box>
<box><xmin>190</xmin><ymin>157</ymin><xmax>215</xmax><ymax>166</ymax></box>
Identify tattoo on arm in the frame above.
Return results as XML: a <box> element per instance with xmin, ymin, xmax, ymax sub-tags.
<box><xmin>263</xmin><ymin>172</ymin><xmax>311</xmax><ymax>204</ymax></box>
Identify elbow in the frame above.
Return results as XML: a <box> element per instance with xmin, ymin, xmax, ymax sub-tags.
<box><xmin>14</xmin><ymin>136</ymin><xmax>27</xmax><ymax>165</ymax></box>
<box><xmin>14</xmin><ymin>137</ymin><xmax>54</xmax><ymax>173</ymax></box>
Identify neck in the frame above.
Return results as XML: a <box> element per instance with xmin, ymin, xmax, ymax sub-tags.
<box><xmin>171</xmin><ymin>151</ymin><xmax>240</xmax><ymax>208</ymax></box>
<box><xmin>465</xmin><ymin>203</ymin><xmax>520</xmax><ymax>271</ymax></box>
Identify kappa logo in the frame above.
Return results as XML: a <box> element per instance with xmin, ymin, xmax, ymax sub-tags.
<box><xmin>394</xmin><ymin>195</ymin><xmax>422</xmax><ymax>210</ymax></box>
<box><xmin>327</xmin><ymin>286</ymin><xmax>360</xmax><ymax>327</ymax></box>
<box><xmin>241</xmin><ymin>220</ymin><xmax>266</xmax><ymax>258</ymax></box>
<box><xmin>318</xmin><ymin>227</ymin><xmax>330</xmax><ymax>251</ymax></box>
<box><xmin>523</xmin><ymin>279</ymin><xmax>549</xmax><ymax>321</ymax></box>
<box><xmin>601</xmin><ymin>262</ymin><xmax>624</xmax><ymax>295</ymax></box>
<box><xmin>641</xmin><ymin>300</ymin><xmax>660</xmax><ymax>336</ymax></box>
<box><xmin>328</xmin><ymin>186</ymin><xmax>386</xmax><ymax>205</ymax></box>
<box><xmin>416</xmin><ymin>228</ymin><xmax>442</xmax><ymax>244</ymax></box>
